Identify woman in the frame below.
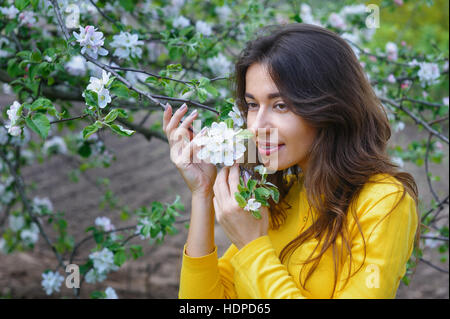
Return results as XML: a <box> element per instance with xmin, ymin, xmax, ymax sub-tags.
<box><xmin>163</xmin><ymin>23</ymin><xmax>420</xmax><ymax>299</ymax></box>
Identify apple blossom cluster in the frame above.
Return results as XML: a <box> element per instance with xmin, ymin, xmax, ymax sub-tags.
<box><xmin>73</xmin><ymin>25</ymin><xmax>108</xmax><ymax>59</ymax></box>
<box><xmin>192</xmin><ymin>104</ymin><xmax>248</xmax><ymax>167</ymax></box>
<box><xmin>87</xmin><ymin>247</ymin><xmax>119</xmax><ymax>284</ymax></box>
<box><xmin>83</xmin><ymin>70</ymin><xmax>113</xmax><ymax>109</ymax></box>
<box><xmin>41</xmin><ymin>271</ymin><xmax>65</xmax><ymax>295</ymax></box>
<box><xmin>193</xmin><ymin>122</ymin><xmax>247</xmax><ymax>167</ymax></box>
<box><xmin>206</xmin><ymin>53</ymin><xmax>233</xmax><ymax>77</ymax></box>
<box><xmin>110</xmin><ymin>31</ymin><xmax>144</xmax><ymax>60</ymax></box>
<box><xmin>105</xmin><ymin>286</ymin><xmax>118</xmax><ymax>299</ymax></box>
<box><xmin>32</xmin><ymin>197</ymin><xmax>54</xmax><ymax>215</ymax></box>
<box><xmin>409</xmin><ymin>60</ymin><xmax>441</xmax><ymax>87</ymax></box>
<box><xmin>42</xmin><ymin>136</ymin><xmax>68</xmax><ymax>156</ymax></box>
<box><xmin>95</xmin><ymin>216</ymin><xmax>118</xmax><ymax>241</ymax></box>
<box><xmin>5</xmin><ymin>101</ymin><xmax>22</xmax><ymax>137</ymax></box>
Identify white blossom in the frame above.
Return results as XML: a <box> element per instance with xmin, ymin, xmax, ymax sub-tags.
<box><xmin>89</xmin><ymin>248</ymin><xmax>119</xmax><ymax>274</ymax></box>
<box><xmin>98</xmin><ymin>87</ymin><xmax>112</xmax><ymax>108</ymax></box>
<box><xmin>65</xmin><ymin>55</ymin><xmax>87</xmax><ymax>76</ymax></box>
<box><xmin>254</xmin><ymin>165</ymin><xmax>268</xmax><ymax>175</ymax></box>
<box><xmin>215</xmin><ymin>5</ymin><xmax>232</xmax><ymax>21</ymax></box>
<box><xmin>43</xmin><ymin>136</ymin><xmax>68</xmax><ymax>155</ymax></box>
<box><xmin>228</xmin><ymin>104</ymin><xmax>244</xmax><ymax>129</ymax></box>
<box><xmin>195</xmin><ymin>20</ymin><xmax>213</xmax><ymax>37</ymax></box>
<box><xmin>135</xmin><ymin>217</ymin><xmax>154</xmax><ymax>240</ymax></box>
<box><xmin>73</xmin><ymin>25</ymin><xmax>108</xmax><ymax>59</ymax></box>
<box><xmin>85</xmin><ymin>268</ymin><xmax>107</xmax><ymax>284</ymax></box>
<box><xmin>5</xmin><ymin>101</ymin><xmax>22</xmax><ymax>137</ymax></box>
<box><xmin>20</xmin><ymin>223</ymin><xmax>39</xmax><ymax>245</ymax></box>
<box><xmin>18</xmin><ymin>11</ymin><xmax>37</xmax><ymax>27</ymax></box>
<box><xmin>244</xmin><ymin>198</ymin><xmax>261</xmax><ymax>212</ymax></box>
<box><xmin>443</xmin><ymin>97</ymin><xmax>449</xmax><ymax>106</ymax></box>
<box><xmin>105</xmin><ymin>286</ymin><xmax>118</xmax><ymax>299</ymax></box>
<box><xmin>206</xmin><ymin>53</ymin><xmax>232</xmax><ymax>76</ymax></box>
<box><xmin>193</xmin><ymin>122</ymin><xmax>247</xmax><ymax>166</ymax></box>
<box><xmin>391</xmin><ymin>156</ymin><xmax>404</xmax><ymax>168</ymax></box>
<box><xmin>387</xmin><ymin>74</ymin><xmax>396</xmax><ymax>83</ymax></box>
<box><xmin>172</xmin><ymin>15</ymin><xmax>190</xmax><ymax>29</ymax></box>
<box><xmin>385</xmin><ymin>42</ymin><xmax>398</xmax><ymax>61</ymax></box>
<box><xmin>0</xmin><ymin>5</ymin><xmax>19</xmax><ymax>19</ymax></box>
<box><xmin>95</xmin><ymin>216</ymin><xmax>114</xmax><ymax>231</ymax></box>
<box><xmin>32</xmin><ymin>197</ymin><xmax>54</xmax><ymax>215</ymax></box>
<box><xmin>41</xmin><ymin>271</ymin><xmax>64</xmax><ymax>295</ymax></box>
<box><xmin>424</xmin><ymin>231</ymin><xmax>440</xmax><ymax>248</ymax></box>
<box><xmin>110</xmin><ymin>32</ymin><xmax>144</xmax><ymax>60</ymax></box>
<box><xmin>328</xmin><ymin>13</ymin><xmax>346</xmax><ymax>30</ymax></box>
<box><xmin>394</xmin><ymin>121</ymin><xmax>405</xmax><ymax>133</ymax></box>
<box><xmin>340</xmin><ymin>4</ymin><xmax>367</xmax><ymax>16</ymax></box>
<box><xmin>83</xmin><ymin>70</ymin><xmax>113</xmax><ymax>109</ymax></box>
<box><xmin>9</xmin><ymin>215</ymin><xmax>25</xmax><ymax>232</ymax></box>
<box><xmin>300</xmin><ymin>4</ymin><xmax>322</xmax><ymax>26</ymax></box>
<box><xmin>417</xmin><ymin>62</ymin><xmax>440</xmax><ymax>87</ymax></box>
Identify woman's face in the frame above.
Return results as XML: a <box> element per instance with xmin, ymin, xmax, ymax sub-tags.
<box><xmin>245</xmin><ymin>62</ymin><xmax>317</xmax><ymax>172</ymax></box>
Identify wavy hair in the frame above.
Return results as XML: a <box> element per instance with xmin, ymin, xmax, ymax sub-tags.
<box><xmin>229</xmin><ymin>23</ymin><xmax>421</xmax><ymax>298</ymax></box>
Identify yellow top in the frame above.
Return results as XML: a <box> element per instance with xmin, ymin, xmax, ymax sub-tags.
<box><xmin>178</xmin><ymin>173</ymin><xmax>418</xmax><ymax>299</ymax></box>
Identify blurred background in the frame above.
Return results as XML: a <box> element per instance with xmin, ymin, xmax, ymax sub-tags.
<box><xmin>0</xmin><ymin>0</ymin><xmax>448</xmax><ymax>298</ymax></box>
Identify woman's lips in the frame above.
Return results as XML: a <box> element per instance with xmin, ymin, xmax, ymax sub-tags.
<box><xmin>257</xmin><ymin>144</ymin><xmax>285</xmax><ymax>156</ymax></box>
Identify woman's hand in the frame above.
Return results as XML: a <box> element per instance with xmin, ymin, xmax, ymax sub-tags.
<box><xmin>213</xmin><ymin>163</ymin><xmax>269</xmax><ymax>250</ymax></box>
<box><xmin>163</xmin><ymin>103</ymin><xmax>217</xmax><ymax>196</ymax></box>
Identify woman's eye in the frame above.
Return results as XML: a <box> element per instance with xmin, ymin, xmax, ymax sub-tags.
<box><xmin>275</xmin><ymin>103</ymin><xmax>287</xmax><ymax>111</ymax></box>
<box><xmin>247</xmin><ymin>103</ymin><xmax>258</xmax><ymax>109</ymax></box>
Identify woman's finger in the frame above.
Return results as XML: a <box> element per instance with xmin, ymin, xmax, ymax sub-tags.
<box><xmin>162</xmin><ymin>103</ymin><xmax>172</xmax><ymax>133</ymax></box>
<box><xmin>228</xmin><ymin>163</ymin><xmax>240</xmax><ymax>196</ymax></box>
<box><xmin>179</xmin><ymin>108</ymin><xmax>198</xmax><ymax>132</ymax></box>
<box><xmin>214</xmin><ymin>166</ymin><xmax>231</xmax><ymax>201</ymax></box>
<box><xmin>165</xmin><ymin>103</ymin><xmax>189</xmax><ymax>137</ymax></box>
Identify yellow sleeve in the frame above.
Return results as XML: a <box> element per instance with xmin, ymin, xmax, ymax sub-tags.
<box><xmin>229</xmin><ymin>189</ymin><xmax>418</xmax><ymax>299</ymax></box>
<box><xmin>178</xmin><ymin>243</ymin><xmax>239</xmax><ymax>299</ymax></box>
<box><xmin>334</xmin><ymin>189</ymin><xmax>418</xmax><ymax>298</ymax></box>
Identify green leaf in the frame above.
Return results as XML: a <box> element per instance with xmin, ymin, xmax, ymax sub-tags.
<box><xmin>16</xmin><ymin>50</ymin><xmax>32</xmax><ymax>59</ymax></box>
<box><xmin>108</xmin><ymin>124</ymin><xmax>135</xmax><ymax>137</ymax></box>
<box><xmin>119</xmin><ymin>0</ymin><xmax>134</xmax><ymax>11</ymax></box>
<box><xmin>30</xmin><ymin>97</ymin><xmax>53</xmax><ymax>111</ymax></box>
<box><xmin>224</xmin><ymin>118</ymin><xmax>233</xmax><ymax>129</ymax></box>
<box><xmin>15</xmin><ymin>0</ymin><xmax>30</xmax><ymax>10</ymax></box>
<box><xmin>31</xmin><ymin>50</ymin><xmax>42</xmax><ymax>63</ymax></box>
<box><xmin>234</xmin><ymin>192</ymin><xmax>247</xmax><ymax>208</ymax></box>
<box><xmin>110</xmin><ymin>83</ymin><xmax>130</xmax><ymax>99</ymax></box>
<box><xmin>255</xmin><ymin>187</ymin><xmax>271</xmax><ymax>199</ymax></box>
<box><xmin>247</xmin><ymin>178</ymin><xmax>257</xmax><ymax>193</ymax></box>
<box><xmin>5</xmin><ymin>21</ymin><xmax>18</xmax><ymax>34</ymax></box>
<box><xmin>82</xmin><ymin>124</ymin><xmax>99</xmax><ymax>140</ymax></box>
<box><xmin>269</xmin><ymin>187</ymin><xmax>280</xmax><ymax>203</ymax></box>
<box><xmin>93</xmin><ymin>230</ymin><xmax>104</xmax><ymax>244</ymax></box>
<box><xmin>114</xmin><ymin>250</ymin><xmax>127</xmax><ymax>267</ymax></box>
<box><xmin>25</xmin><ymin>113</ymin><xmax>50</xmax><ymax>140</ymax></box>
<box><xmin>103</xmin><ymin>108</ymin><xmax>128</xmax><ymax>123</ymax></box>
<box><xmin>251</xmin><ymin>209</ymin><xmax>262</xmax><ymax>219</ymax></box>
<box><xmin>84</xmin><ymin>90</ymin><xmax>98</xmax><ymax>109</ymax></box>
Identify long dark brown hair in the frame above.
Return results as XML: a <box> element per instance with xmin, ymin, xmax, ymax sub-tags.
<box><xmin>229</xmin><ymin>23</ymin><xmax>421</xmax><ymax>298</ymax></box>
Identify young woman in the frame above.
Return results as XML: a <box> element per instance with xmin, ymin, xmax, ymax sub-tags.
<box><xmin>163</xmin><ymin>23</ymin><xmax>421</xmax><ymax>299</ymax></box>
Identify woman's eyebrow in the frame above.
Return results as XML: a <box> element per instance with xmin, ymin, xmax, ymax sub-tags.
<box><xmin>245</xmin><ymin>92</ymin><xmax>281</xmax><ymax>99</ymax></box>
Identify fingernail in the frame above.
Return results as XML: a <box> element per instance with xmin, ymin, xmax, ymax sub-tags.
<box><xmin>190</xmin><ymin>109</ymin><xmax>198</xmax><ymax>116</ymax></box>
<box><xmin>180</xmin><ymin>103</ymin><xmax>187</xmax><ymax>111</ymax></box>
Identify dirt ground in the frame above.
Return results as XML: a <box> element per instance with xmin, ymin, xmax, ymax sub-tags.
<box><xmin>0</xmin><ymin>96</ymin><xmax>448</xmax><ymax>299</ymax></box>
